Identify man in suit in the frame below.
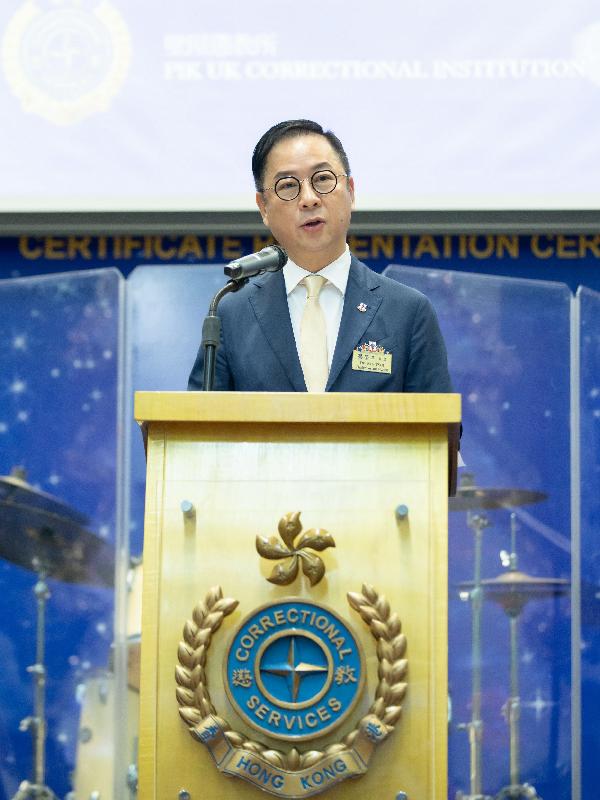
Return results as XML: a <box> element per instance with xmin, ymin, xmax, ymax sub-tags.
<box><xmin>188</xmin><ymin>119</ymin><xmax>452</xmax><ymax>393</ymax></box>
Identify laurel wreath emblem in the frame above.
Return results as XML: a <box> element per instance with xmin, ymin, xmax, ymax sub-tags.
<box><xmin>176</xmin><ymin>584</ymin><xmax>408</xmax><ymax>769</ymax></box>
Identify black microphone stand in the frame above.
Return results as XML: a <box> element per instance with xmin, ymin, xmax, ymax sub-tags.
<box><xmin>201</xmin><ymin>277</ymin><xmax>248</xmax><ymax>391</ymax></box>
<box><xmin>201</xmin><ymin>244</ymin><xmax>287</xmax><ymax>390</ymax></box>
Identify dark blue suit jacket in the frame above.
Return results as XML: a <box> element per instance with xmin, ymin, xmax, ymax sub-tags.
<box><xmin>188</xmin><ymin>256</ymin><xmax>452</xmax><ymax>393</ymax></box>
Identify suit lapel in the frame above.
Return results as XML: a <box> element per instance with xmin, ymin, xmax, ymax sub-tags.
<box><xmin>326</xmin><ymin>258</ymin><xmax>383</xmax><ymax>390</ymax></box>
<box><xmin>248</xmin><ymin>271</ymin><xmax>306</xmax><ymax>391</ymax></box>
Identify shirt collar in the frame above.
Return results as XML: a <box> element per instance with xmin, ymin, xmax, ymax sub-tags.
<box><xmin>283</xmin><ymin>245</ymin><xmax>351</xmax><ymax>296</ymax></box>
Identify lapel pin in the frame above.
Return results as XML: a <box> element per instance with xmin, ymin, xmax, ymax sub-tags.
<box><xmin>357</xmin><ymin>302</ymin><xmax>367</xmax><ymax>313</ymax></box>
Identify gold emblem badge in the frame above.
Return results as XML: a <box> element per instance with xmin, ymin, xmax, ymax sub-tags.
<box><xmin>2</xmin><ymin>1</ymin><xmax>131</xmax><ymax>125</ymax></box>
<box><xmin>176</xmin><ymin>582</ymin><xmax>408</xmax><ymax>798</ymax></box>
<box><xmin>175</xmin><ymin>514</ymin><xmax>408</xmax><ymax>797</ymax></box>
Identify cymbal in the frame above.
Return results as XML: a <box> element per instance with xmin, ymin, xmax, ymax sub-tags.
<box><xmin>0</xmin><ymin>472</ymin><xmax>113</xmax><ymax>586</ymax></box>
<box><xmin>459</xmin><ymin>570</ymin><xmax>569</xmax><ymax>616</ymax></box>
<box><xmin>449</xmin><ymin>485</ymin><xmax>547</xmax><ymax>511</ymax></box>
<box><xmin>0</xmin><ymin>472</ymin><xmax>89</xmax><ymax>524</ymax></box>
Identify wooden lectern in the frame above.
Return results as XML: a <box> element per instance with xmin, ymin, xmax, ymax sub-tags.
<box><xmin>135</xmin><ymin>391</ymin><xmax>460</xmax><ymax>800</ymax></box>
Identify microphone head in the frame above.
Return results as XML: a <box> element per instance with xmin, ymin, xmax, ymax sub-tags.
<box><xmin>224</xmin><ymin>244</ymin><xmax>288</xmax><ymax>280</ymax></box>
<box><xmin>266</xmin><ymin>244</ymin><xmax>288</xmax><ymax>270</ymax></box>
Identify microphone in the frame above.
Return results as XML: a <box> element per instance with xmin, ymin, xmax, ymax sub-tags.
<box><xmin>224</xmin><ymin>245</ymin><xmax>288</xmax><ymax>280</ymax></box>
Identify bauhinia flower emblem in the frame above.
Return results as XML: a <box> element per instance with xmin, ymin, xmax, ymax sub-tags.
<box><xmin>255</xmin><ymin>511</ymin><xmax>336</xmax><ymax>586</ymax></box>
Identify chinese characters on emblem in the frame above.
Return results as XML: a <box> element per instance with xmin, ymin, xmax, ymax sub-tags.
<box><xmin>232</xmin><ymin>668</ymin><xmax>253</xmax><ymax>688</ymax></box>
<box><xmin>334</xmin><ymin>665</ymin><xmax>357</xmax><ymax>685</ymax></box>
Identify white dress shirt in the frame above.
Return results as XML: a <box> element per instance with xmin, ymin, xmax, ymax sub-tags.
<box><xmin>283</xmin><ymin>246</ymin><xmax>351</xmax><ymax>370</ymax></box>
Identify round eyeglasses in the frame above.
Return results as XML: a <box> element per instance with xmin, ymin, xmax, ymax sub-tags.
<box><xmin>265</xmin><ymin>169</ymin><xmax>348</xmax><ymax>201</ymax></box>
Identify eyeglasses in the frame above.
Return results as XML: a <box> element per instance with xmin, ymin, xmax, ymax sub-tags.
<box><xmin>264</xmin><ymin>169</ymin><xmax>348</xmax><ymax>201</ymax></box>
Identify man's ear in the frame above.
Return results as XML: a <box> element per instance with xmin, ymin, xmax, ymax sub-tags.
<box><xmin>348</xmin><ymin>176</ymin><xmax>355</xmax><ymax>209</ymax></box>
<box><xmin>256</xmin><ymin>192</ymin><xmax>269</xmax><ymax>226</ymax></box>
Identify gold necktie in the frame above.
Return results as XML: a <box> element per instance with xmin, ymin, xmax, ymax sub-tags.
<box><xmin>299</xmin><ymin>274</ymin><xmax>328</xmax><ymax>392</ymax></box>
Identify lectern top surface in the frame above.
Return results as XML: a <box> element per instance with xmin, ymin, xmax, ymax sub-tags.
<box><xmin>134</xmin><ymin>391</ymin><xmax>461</xmax><ymax>425</ymax></box>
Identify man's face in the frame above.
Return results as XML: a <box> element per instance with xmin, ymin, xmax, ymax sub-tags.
<box><xmin>256</xmin><ymin>134</ymin><xmax>355</xmax><ymax>272</ymax></box>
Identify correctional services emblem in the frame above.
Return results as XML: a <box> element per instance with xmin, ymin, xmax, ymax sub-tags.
<box><xmin>175</xmin><ymin>514</ymin><xmax>409</xmax><ymax>799</ymax></box>
<box><xmin>2</xmin><ymin>0</ymin><xmax>131</xmax><ymax>125</ymax></box>
<box><xmin>225</xmin><ymin>599</ymin><xmax>365</xmax><ymax>742</ymax></box>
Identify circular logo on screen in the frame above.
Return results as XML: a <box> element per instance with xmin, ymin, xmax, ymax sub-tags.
<box><xmin>2</xmin><ymin>0</ymin><xmax>131</xmax><ymax>125</ymax></box>
<box><xmin>224</xmin><ymin>599</ymin><xmax>365</xmax><ymax>742</ymax></box>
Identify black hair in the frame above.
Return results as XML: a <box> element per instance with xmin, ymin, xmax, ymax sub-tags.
<box><xmin>252</xmin><ymin>119</ymin><xmax>351</xmax><ymax>191</ymax></box>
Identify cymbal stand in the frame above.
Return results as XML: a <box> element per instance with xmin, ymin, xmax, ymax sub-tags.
<box><xmin>456</xmin><ymin>511</ymin><xmax>493</xmax><ymax>800</ymax></box>
<box><xmin>12</xmin><ymin>558</ymin><xmax>59</xmax><ymax>800</ymax></box>
<box><xmin>495</xmin><ymin>515</ymin><xmax>542</xmax><ymax>800</ymax></box>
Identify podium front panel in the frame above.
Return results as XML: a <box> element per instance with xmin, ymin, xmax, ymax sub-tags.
<box><xmin>136</xmin><ymin>395</ymin><xmax>457</xmax><ymax>800</ymax></box>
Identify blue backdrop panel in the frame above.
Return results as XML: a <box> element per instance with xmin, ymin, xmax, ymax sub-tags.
<box><xmin>0</xmin><ymin>270</ymin><xmax>123</xmax><ymax>800</ymax></box>
<box><xmin>578</xmin><ymin>287</ymin><xmax>600</xmax><ymax>800</ymax></box>
<box><xmin>126</xmin><ymin>264</ymin><xmax>226</xmax><ymax>556</ymax></box>
<box><xmin>0</xmin><ymin>262</ymin><xmax>589</xmax><ymax>797</ymax></box>
<box><xmin>385</xmin><ymin>265</ymin><xmax>572</xmax><ymax>800</ymax></box>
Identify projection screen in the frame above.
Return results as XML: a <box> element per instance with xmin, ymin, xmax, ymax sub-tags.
<box><xmin>0</xmin><ymin>0</ymin><xmax>599</xmax><ymax>213</ymax></box>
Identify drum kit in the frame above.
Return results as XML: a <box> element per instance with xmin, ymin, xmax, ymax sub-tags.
<box><xmin>451</xmin><ymin>473</ymin><xmax>569</xmax><ymax>800</ymax></box>
<box><xmin>0</xmin><ymin>468</ymin><xmax>139</xmax><ymax>800</ymax></box>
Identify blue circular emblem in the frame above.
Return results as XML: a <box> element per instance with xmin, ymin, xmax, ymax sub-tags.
<box><xmin>224</xmin><ymin>599</ymin><xmax>365</xmax><ymax>742</ymax></box>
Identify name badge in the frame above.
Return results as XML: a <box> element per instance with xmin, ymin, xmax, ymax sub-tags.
<box><xmin>352</xmin><ymin>341</ymin><xmax>392</xmax><ymax>374</ymax></box>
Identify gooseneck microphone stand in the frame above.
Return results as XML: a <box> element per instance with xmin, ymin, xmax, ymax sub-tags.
<box><xmin>201</xmin><ymin>245</ymin><xmax>288</xmax><ymax>391</ymax></box>
<box><xmin>201</xmin><ymin>278</ymin><xmax>248</xmax><ymax>391</ymax></box>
